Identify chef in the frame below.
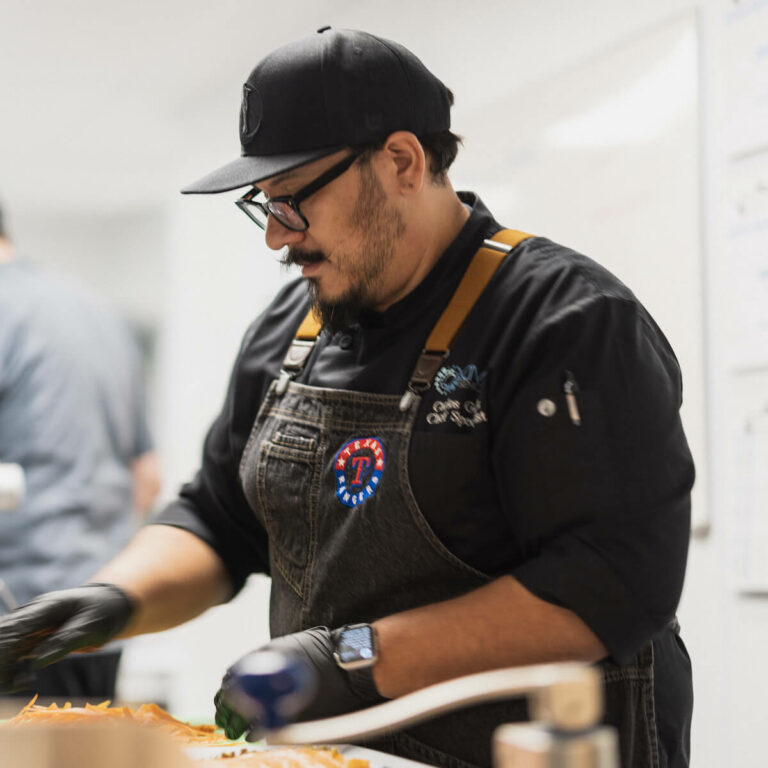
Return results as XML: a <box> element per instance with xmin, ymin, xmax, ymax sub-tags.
<box><xmin>0</xmin><ymin>27</ymin><xmax>693</xmax><ymax>768</ymax></box>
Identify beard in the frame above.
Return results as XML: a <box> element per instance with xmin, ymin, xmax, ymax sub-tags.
<box><xmin>280</xmin><ymin>161</ymin><xmax>405</xmax><ymax>335</ymax></box>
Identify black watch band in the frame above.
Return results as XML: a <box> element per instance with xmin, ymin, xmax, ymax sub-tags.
<box><xmin>346</xmin><ymin>664</ymin><xmax>382</xmax><ymax>703</ymax></box>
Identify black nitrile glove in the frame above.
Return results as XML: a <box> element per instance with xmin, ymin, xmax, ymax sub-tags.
<box><xmin>0</xmin><ymin>583</ymin><xmax>134</xmax><ymax>691</ymax></box>
<box><xmin>214</xmin><ymin>626</ymin><xmax>384</xmax><ymax>741</ymax></box>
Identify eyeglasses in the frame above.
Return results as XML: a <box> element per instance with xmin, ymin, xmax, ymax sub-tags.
<box><xmin>236</xmin><ymin>152</ymin><xmax>361</xmax><ymax>232</ymax></box>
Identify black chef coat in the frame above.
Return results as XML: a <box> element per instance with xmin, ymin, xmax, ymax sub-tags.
<box><xmin>156</xmin><ymin>192</ymin><xmax>694</xmax><ymax>667</ymax></box>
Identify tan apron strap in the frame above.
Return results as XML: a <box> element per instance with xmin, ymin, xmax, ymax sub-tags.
<box><xmin>399</xmin><ymin>229</ymin><xmax>532</xmax><ymax>410</ymax></box>
<box><xmin>424</xmin><ymin>229</ymin><xmax>532</xmax><ymax>354</ymax></box>
<box><xmin>278</xmin><ymin>228</ymin><xmax>533</xmax><ymax>398</ymax></box>
<box><xmin>296</xmin><ymin>309</ymin><xmax>322</xmax><ymax>340</ymax></box>
<box><xmin>276</xmin><ymin>309</ymin><xmax>322</xmax><ymax>393</ymax></box>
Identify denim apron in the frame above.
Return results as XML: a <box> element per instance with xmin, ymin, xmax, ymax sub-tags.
<box><xmin>238</xmin><ymin>231</ymin><xmax>670</xmax><ymax>768</ymax></box>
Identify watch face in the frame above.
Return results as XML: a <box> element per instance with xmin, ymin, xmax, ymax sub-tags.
<box><xmin>337</xmin><ymin>625</ymin><xmax>375</xmax><ymax>666</ymax></box>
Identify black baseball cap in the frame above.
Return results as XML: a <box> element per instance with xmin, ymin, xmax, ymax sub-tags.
<box><xmin>182</xmin><ymin>27</ymin><xmax>452</xmax><ymax>194</ymax></box>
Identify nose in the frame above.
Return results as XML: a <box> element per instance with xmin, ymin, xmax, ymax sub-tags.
<box><xmin>264</xmin><ymin>216</ymin><xmax>306</xmax><ymax>251</ymax></box>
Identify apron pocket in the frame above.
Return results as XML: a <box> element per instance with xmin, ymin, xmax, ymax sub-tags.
<box><xmin>272</xmin><ymin>426</ymin><xmax>318</xmax><ymax>452</ymax></box>
<box><xmin>600</xmin><ymin>645</ymin><xmax>659</xmax><ymax>768</ymax></box>
<box><xmin>256</xmin><ymin>440</ymin><xmax>320</xmax><ymax>597</ymax></box>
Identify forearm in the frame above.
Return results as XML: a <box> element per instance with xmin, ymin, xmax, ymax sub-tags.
<box><xmin>90</xmin><ymin>524</ymin><xmax>232</xmax><ymax>637</ymax></box>
<box><xmin>372</xmin><ymin>575</ymin><xmax>607</xmax><ymax>698</ymax></box>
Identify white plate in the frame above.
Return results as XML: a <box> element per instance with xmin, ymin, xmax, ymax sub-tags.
<box><xmin>184</xmin><ymin>741</ymin><xmax>259</xmax><ymax>759</ymax></box>
<box><xmin>184</xmin><ymin>742</ymin><xmax>434</xmax><ymax>768</ymax></box>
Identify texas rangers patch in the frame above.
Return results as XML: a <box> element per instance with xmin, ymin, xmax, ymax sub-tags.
<box><xmin>334</xmin><ymin>437</ymin><xmax>386</xmax><ymax>508</ymax></box>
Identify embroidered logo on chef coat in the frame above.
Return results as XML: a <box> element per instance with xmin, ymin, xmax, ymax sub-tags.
<box><xmin>426</xmin><ymin>364</ymin><xmax>488</xmax><ymax>430</ymax></box>
<box><xmin>334</xmin><ymin>437</ymin><xmax>386</xmax><ymax>508</ymax></box>
<box><xmin>426</xmin><ymin>397</ymin><xmax>487</xmax><ymax>428</ymax></box>
<box><xmin>434</xmin><ymin>364</ymin><xmax>486</xmax><ymax>396</ymax></box>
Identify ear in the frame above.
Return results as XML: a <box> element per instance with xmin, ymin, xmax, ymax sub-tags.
<box><xmin>379</xmin><ymin>131</ymin><xmax>426</xmax><ymax>195</ymax></box>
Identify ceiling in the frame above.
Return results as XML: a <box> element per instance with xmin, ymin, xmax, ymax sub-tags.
<box><xmin>0</xmin><ymin>1</ymin><xmax>340</xmax><ymax>211</ymax></box>
<box><xmin>0</xmin><ymin>0</ymin><xmax>667</xmax><ymax>215</ymax></box>
<box><xmin>0</xmin><ymin>0</ymin><xmax>502</xmax><ymax>213</ymax></box>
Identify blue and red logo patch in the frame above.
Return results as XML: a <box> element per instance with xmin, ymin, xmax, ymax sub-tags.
<box><xmin>334</xmin><ymin>437</ymin><xmax>386</xmax><ymax>508</ymax></box>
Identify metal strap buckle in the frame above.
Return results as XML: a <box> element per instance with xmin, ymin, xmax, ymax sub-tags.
<box><xmin>283</xmin><ymin>339</ymin><xmax>315</xmax><ymax>371</ymax></box>
<box><xmin>399</xmin><ymin>350</ymin><xmax>447</xmax><ymax>412</ymax></box>
<box><xmin>275</xmin><ymin>339</ymin><xmax>317</xmax><ymax>396</ymax></box>
<box><xmin>410</xmin><ymin>350</ymin><xmax>448</xmax><ymax>389</ymax></box>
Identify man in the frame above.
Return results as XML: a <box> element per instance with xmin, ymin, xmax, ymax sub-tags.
<box><xmin>0</xmin><ymin>28</ymin><xmax>693</xmax><ymax>768</ymax></box>
<box><xmin>0</xmin><ymin>202</ymin><xmax>160</xmax><ymax>698</ymax></box>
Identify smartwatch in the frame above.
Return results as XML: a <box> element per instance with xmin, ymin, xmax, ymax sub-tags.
<box><xmin>332</xmin><ymin>623</ymin><xmax>381</xmax><ymax>701</ymax></box>
<box><xmin>333</xmin><ymin>623</ymin><xmax>379</xmax><ymax>670</ymax></box>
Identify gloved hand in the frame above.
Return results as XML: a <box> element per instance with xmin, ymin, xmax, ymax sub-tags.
<box><xmin>214</xmin><ymin>626</ymin><xmax>385</xmax><ymax>741</ymax></box>
<box><xmin>0</xmin><ymin>583</ymin><xmax>134</xmax><ymax>691</ymax></box>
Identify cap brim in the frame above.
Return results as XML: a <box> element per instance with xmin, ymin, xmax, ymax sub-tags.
<box><xmin>181</xmin><ymin>145</ymin><xmax>345</xmax><ymax>194</ymax></box>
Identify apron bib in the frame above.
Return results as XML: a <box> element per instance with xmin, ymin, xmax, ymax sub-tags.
<box><xmin>238</xmin><ymin>231</ymin><xmax>661</xmax><ymax>768</ymax></box>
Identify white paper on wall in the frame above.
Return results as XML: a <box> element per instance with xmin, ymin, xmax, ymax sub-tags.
<box><xmin>734</xmin><ymin>408</ymin><xmax>768</xmax><ymax>593</ymax></box>
<box><xmin>723</xmin><ymin>1</ymin><xmax>768</xmax><ymax>158</ymax></box>
<box><xmin>725</xmin><ymin>152</ymin><xmax>768</xmax><ymax>371</ymax></box>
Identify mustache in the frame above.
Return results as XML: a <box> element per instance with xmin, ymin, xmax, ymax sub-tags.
<box><xmin>280</xmin><ymin>248</ymin><xmax>326</xmax><ymax>268</ymax></box>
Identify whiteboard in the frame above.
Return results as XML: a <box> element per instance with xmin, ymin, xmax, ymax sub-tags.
<box><xmin>724</xmin><ymin>151</ymin><xmax>768</xmax><ymax>372</ymax></box>
<box><xmin>455</xmin><ymin>11</ymin><xmax>708</xmax><ymax>531</ymax></box>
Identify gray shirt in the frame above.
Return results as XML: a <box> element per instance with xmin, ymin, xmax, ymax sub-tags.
<box><xmin>0</xmin><ymin>260</ymin><xmax>152</xmax><ymax>608</ymax></box>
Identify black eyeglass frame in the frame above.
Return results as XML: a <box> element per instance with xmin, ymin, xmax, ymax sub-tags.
<box><xmin>235</xmin><ymin>152</ymin><xmax>361</xmax><ymax>232</ymax></box>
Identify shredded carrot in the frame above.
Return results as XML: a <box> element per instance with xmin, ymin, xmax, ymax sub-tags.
<box><xmin>5</xmin><ymin>699</ymin><xmax>371</xmax><ymax>768</ymax></box>
<box><xmin>4</xmin><ymin>697</ymin><xmax>231</xmax><ymax>744</ymax></box>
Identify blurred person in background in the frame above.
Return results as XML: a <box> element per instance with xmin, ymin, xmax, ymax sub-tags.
<box><xmin>0</xmin><ymin>200</ymin><xmax>160</xmax><ymax>699</ymax></box>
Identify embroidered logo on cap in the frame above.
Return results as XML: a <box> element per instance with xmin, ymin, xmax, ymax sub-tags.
<box><xmin>334</xmin><ymin>437</ymin><xmax>385</xmax><ymax>508</ymax></box>
<box><xmin>240</xmin><ymin>83</ymin><xmax>263</xmax><ymax>144</ymax></box>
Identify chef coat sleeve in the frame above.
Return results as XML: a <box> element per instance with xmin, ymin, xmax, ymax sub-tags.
<box><xmin>491</xmin><ymin>293</ymin><xmax>694</xmax><ymax>665</ymax></box>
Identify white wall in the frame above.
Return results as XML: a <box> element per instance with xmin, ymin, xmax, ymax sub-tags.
<box><xmin>122</xmin><ymin>194</ymin><xmax>291</xmax><ymax>717</ymax></box>
<box><xmin>3</xmin><ymin>1</ymin><xmax>767</xmax><ymax>764</ymax></box>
